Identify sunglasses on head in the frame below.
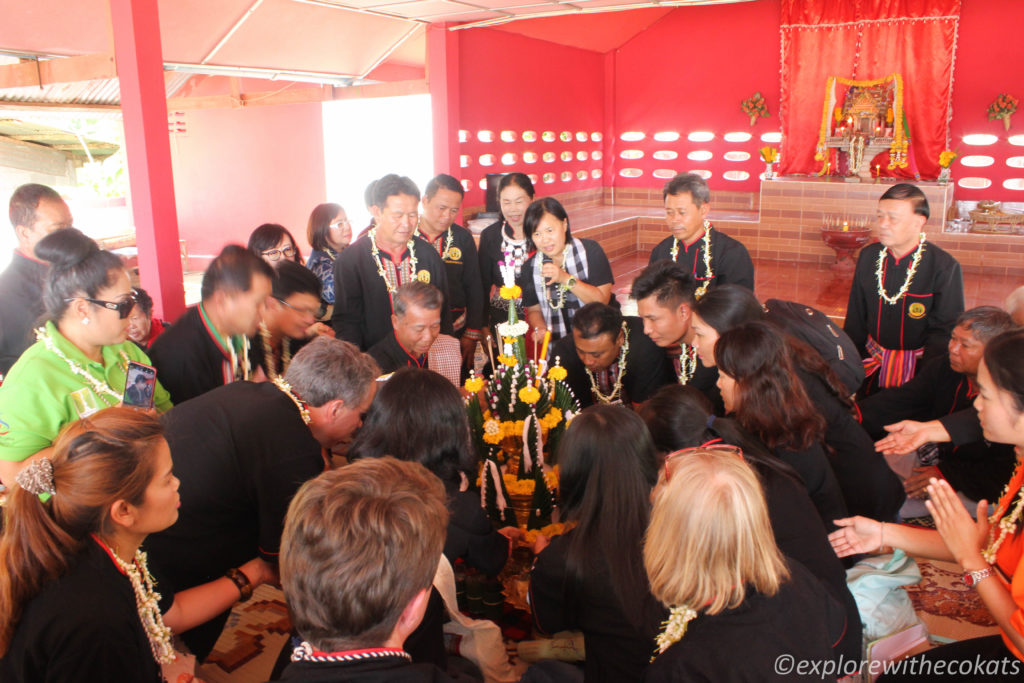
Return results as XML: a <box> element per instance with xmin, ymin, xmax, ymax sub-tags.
<box><xmin>66</xmin><ymin>294</ymin><xmax>138</xmax><ymax>319</ymax></box>
<box><xmin>663</xmin><ymin>444</ymin><xmax>744</xmax><ymax>482</ymax></box>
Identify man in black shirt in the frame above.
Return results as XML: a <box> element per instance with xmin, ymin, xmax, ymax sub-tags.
<box><xmin>276</xmin><ymin>458</ymin><xmax>460</xmax><ymax>683</ymax></box>
<box><xmin>859</xmin><ymin>306</ymin><xmax>1017</xmax><ymax>509</ymax></box>
<box><xmin>844</xmin><ymin>183</ymin><xmax>964</xmax><ymax>395</ymax></box>
<box><xmin>631</xmin><ymin>260</ymin><xmax>723</xmax><ymax>412</ymax></box>
<box><xmin>647</xmin><ymin>173</ymin><xmax>754</xmax><ymax>294</ymax></box>
<box><xmin>416</xmin><ymin>174</ymin><xmax>484</xmax><ymax>368</ymax></box>
<box><xmin>369</xmin><ymin>281</ymin><xmax>443</xmax><ymax>374</ymax></box>
<box><xmin>332</xmin><ymin>174</ymin><xmax>452</xmax><ymax>350</ymax></box>
<box><xmin>0</xmin><ymin>184</ymin><xmax>73</xmax><ymax>376</ymax></box>
<box><xmin>551</xmin><ymin>302</ymin><xmax>673</xmax><ymax>409</ymax></box>
<box><xmin>146</xmin><ymin>337</ymin><xmax>380</xmax><ymax>659</ymax></box>
<box><xmin>149</xmin><ymin>245</ymin><xmax>273</xmax><ymax>403</ymax></box>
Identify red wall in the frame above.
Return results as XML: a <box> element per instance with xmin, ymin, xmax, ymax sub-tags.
<box><xmin>949</xmin><ymin>0</ymin><xmax>1024</xmax><ymax>201</ymax></box>
<box><xmin>169</xmin><ymin>100</ymin><xmax>326</xmax><ymax>264</ymax></box>
<box><xmin>456</xmin><ymin>28</ymin><xmax>606</xmax><ymax>208</ymax></box>
<box><xmin>611</xmin><ymin>1</ymin><xmax>782</xmax><ymax>194</ymax></box>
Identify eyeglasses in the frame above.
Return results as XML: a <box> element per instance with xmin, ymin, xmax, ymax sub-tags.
<box><xmin>330</xmin><ymin>218</ymin><xmax>351</xmax><ymax>229</ymax></box>
<box><xmin>274</xmin><ymin>296</ymin><xmax>320</xmax><ymax>318</ymax></box>
<box><xmin>663</xmin><ymin>444</ymin><xmax>743</xmax><ymax>481</ymax></box>
<box><xmin>65</xmin><ymin>294</ymin><xmax>138</xmax><ymax>319</ymax></box>
<box><xmin>262</xmin><ymin>246</ymin><xmax>296</xmax><ymax>261</ymax></box>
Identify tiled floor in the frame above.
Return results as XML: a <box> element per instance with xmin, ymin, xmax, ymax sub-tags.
<box><xmin>612</xmin><ymin>255</ymin><xmax>1022</xmax><ymax>322</ymax></box>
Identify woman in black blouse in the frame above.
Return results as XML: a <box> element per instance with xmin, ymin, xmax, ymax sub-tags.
<box><xmin>478</xmin><ymin>172</ymin><xmax>535</xmax><ymax>331</ymax></box>
<box><xmin>529</xmin><ymin>405</ymin><xmax>666</xmax><ymax>682</ymax></box>
<box><xmin>519</xmin><ymin>197</ymin><xmax>614</xmax><ymax>342</ymax></box>
<box><xmin>714</xmin><ymin>321</ymin><xmax>848</xmax><ymax>531</ymax></box>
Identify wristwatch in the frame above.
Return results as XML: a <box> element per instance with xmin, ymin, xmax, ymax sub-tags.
<box><xmin>962</xmin><ymin>567</ymin><xmax>994</xmax><ymax>587</ymax></box>
<box><xmin>565</xmin><ymin>276</ymin><xmax>578</xmax><ymax>290</ymax></box>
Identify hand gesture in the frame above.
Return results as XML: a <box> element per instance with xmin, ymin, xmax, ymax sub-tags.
<box><xmin>541</xmin><ymin>261</ymin><xmax>565</xmax><ymax>285</ymax></box>
<box><xmin>905</xmin><ymin>465</ymin><xmax>942</xmax><ymax>499</ymax></box>
<box><xmin>875</xmin><ymin>420</ymin><xmax>946</xmax><ymax>456</ymax></box>
<box><xmin>828</xmin><ymin>516</ymin><xmax>884</xmax><ymax>557</ymax></box>
<box><xmin>925</xmin><ymin>478</ymin><xmax>989</xmax><ymax>567</ymax></box>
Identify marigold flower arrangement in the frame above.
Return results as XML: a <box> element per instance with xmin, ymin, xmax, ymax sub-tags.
<box><xmin>463</xmin><ymin>249</ymin><xmax>579</xmax><ymax>529</ymax></box>
<box><xmin>759</xmin><ymin>146</ymin><xmax>778</xmax><ymax>163</ymax></box>
<box><xmin>938</xmin><ymin>150</ymin><xmax>958</xmax><ymax>169</ymax></box>
<box><xmin>988</xmin><ymin>93</ymin><xmax>1019</xmax><ymax>131</ymax></box>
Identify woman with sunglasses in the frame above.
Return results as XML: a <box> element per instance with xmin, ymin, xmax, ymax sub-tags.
<box><xmin>644</xmin><ymin>448</ymin><xmax>845</xmax><ymax>682</ymax></box>
<box><xmin>304</xmin><ymin>203</ymin><xmax>351</xmax><ymax>315</ymax></box>
<box><xmin>248</xmin><ymin>223</ymin><xmax>303</xmax><ymax>266</ymax></box>
<box><xmin>640</xmin><ymin>384</ymin><xmax>861</xmax><ymax>664</ymax></box>
<box><xmin>0</xmin><ymin>228</ymin><xmax>172</xmax><ymax>487</ymax></box>
<box><xmin>528</xmin><ymin>405</ymin><xmax>666</xmax><ymax>682</ymax></box>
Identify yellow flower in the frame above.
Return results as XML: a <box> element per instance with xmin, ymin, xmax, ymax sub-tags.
<box><xmin>503</xmin><ymin>336</ymin><xmax>516</xmax><ymax>346</ymax></box>
<box><xmin>464</xmin><ymin>376</ymin><xmax>484</xmax><ymax>393</ymax></box>
<box><xmin>759</xmin><ymin>146</ymin><xmax>778</xmax><ymax>163</ymax></box>
<box><xmin>547</xmin><ymin>365</ymin><xmax>567</xmax><ymax>381</ymax></box>
<box><xmin>519</xmin><ymin>385</ymin><xmax>541</xmax><ymax>404</ymax></box>
<box><xmin>540</xmin><ymin>407</ymin><xmax>562</xmax><ymax>430</ymax></box>
<box><xmin>498</xmin><ymin>354</ymin><xmax>518</xmax><ymax>368</ymax></box>
<box><xmin>833</xmin><ymin>106</ymin><xmax>843</xmax><ymax>123</ymax></box>
<box><xmin>503</xmin><ymin>473</ymin><xmax>536</xmax><ymax>496</ymax></box>
<box><xmin>499</xmin><ymin>285</ymin><xmax>522</xmax><ymax>300</ymax></box>
<box><xmin>939</xmin><ymin>150</ymin><xmax>958</xmax><ymax>168</ymax></box>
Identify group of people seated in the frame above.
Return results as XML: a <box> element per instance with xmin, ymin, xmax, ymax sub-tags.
<box><xmin>0</xmin><ymin>172</ymin><xmax>1023</xmax><ymax>682</ymax></box>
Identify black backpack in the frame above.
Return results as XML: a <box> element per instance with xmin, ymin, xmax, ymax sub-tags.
<box><xmin>763</xmin><ymin>298</ymin><xmax>864</xmax><ymax>395</ymax></box>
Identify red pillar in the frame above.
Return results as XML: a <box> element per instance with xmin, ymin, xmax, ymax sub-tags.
<box><xmin>427</xmin><ymin>24</ymin><xmax>461</xmax><ymax>180</ymax></box>
<box><xmin>603</xmin><ymin>51</ymin><xmax>617</xmax><ymax>202</ymax></box>
<box><xmin>108</xmin><ymin>0</ymin><xmax>185</xmax><ymax>322</ymax></box>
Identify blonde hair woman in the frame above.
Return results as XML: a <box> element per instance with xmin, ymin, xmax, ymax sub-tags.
<box><xmin>643</xmin><ymin>448</ymin><xmax>846</xmax><ymax>681</ymax></box>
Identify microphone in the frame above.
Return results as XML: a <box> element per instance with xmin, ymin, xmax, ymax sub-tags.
<box><xmin>542</xmin><ymin>254</ymin><xmax>553</xmax><ymax>284</ymax></box>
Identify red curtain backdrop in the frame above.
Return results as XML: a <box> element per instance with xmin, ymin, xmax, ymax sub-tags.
<box><xmin>779</xmin><ymin>0</ymin><xmax>960</xmax><ymax>179</ymax></box>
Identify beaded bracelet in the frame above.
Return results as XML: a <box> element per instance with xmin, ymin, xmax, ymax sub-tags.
<box><xmin>225</xmin><ymin>567</ymin><xmax>253</xmax><ymax>601</ymax></box>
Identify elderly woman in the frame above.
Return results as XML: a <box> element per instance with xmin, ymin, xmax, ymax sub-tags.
<box><xmin>644</xmin><ymin>447</ymin><xmax>846</xmax><ymax>681</ymax></box>
<box><xmin>478</xmin><ymin>172</ymin><xmax>536</xmax><ymax>329</ymax></box>
<box><xmin>304</xmin><ymin>202</ymin><xmax>351</xmax><ymax>312</ymax></box>
<box><xmin>0</xmin><ymin>229</ymin><xmax>172</xmax><ymax>487</ymax></box>
<box><xmin>519</xmin><ymin>197</ymin><xmax>614</xmax><ymax>342</ymax></box>
<box><xmin>832</xmin><ymin>329</ymin><xmax>1024</xmax><ymax>679</ymax></box>
<box><xmin>126</xmin><ymin>286</ymin><xmax>166</xmax><ymax>350</ymax></box>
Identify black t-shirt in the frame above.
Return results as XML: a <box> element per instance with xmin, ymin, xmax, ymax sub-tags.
<box><xmin>773</xmin><ymin>441</ymin><xmax>847</xmax><ymax>533</ymax></box>
<box><xmin>247</xmin><ymin>334</ymin><xmax>311</xmax><ymax>379</ymax></box>
<box><xmin>478</xmin><ymin>221</ymin><xmax>533</xmax><ymax>328</ymax></box>
<box><xmin>150</xmin><ymin>305</ymin><xmax>233</xmax><ymax>404</ymax></box>
<box><xmin>445</xmin><ymin>489</ymin><xmax>510</xmax><ymax>577</ymax></box>
<box><xmin>147</xmin><ymin>382</ymin><xmax>325</xmax><ymax>588</ymax></box>
<box><xmin>648</xmin><ymin>227</ymin><xmax>755</xmax><ymax>291</ymax></box>
<box><xmin>273</xmin><ymin>656</ymin><xmax>460</xmax><ymax>683</ymax></box>
<box><xmin>0</xmin><ymin>538</ymin><xmax>170</xmax><ymax>683</ymax></box>
<box><xmin>368</xmin><ymin>332</ymin><xmax>427</xmax><ymax>375</ymax></box>
<box><xmin>550</xmin><ymin>317</ymin><xmax>674</xmax><ymax>408</ymax></box>
<box><xmin>531</xmin><ymin>530</ymin><xmax>667</xmax><ymax>683</ymax></box>
<box><xmin>416</xmin><ymin>224</ymin><xmax>485</xmax><ymax>334</ymax></box>
<box><xmin>519</xmin><ymin>238</ymin><xmax>614</xmax><ymax>336</ymax></box>
<box><xmin>644</xmin><ymin>558</ymin><xmax>845</xmax><ymax>683</ymax></box>
<box><xmin>0</xmin><ymin>252</ymin><xmax>47</xmax><ymax>375</ymax></box>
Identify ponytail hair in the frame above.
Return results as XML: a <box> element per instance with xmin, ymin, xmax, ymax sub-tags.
<box><xmin>0</xmin><ymin>407</ymin><xmax>164</xmax><ymax>655</ymax></box>
<box><xmin>36</xmin><ymin>228</ymin><xmax>124</xmax><ymax>323</ymax></box>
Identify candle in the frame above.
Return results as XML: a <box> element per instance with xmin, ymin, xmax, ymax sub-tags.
<box><xmin>842</xmin><ymin>221</ymin><xmax>849</xmax><ymax>232</ymax></box>
<box><xmin>485</xmin><ymin>335</ymin><xmax>496</xmax><ymax>370</ymax></box>
<box><xmin>540</xmin><ymin>330</ymin><xmax>551</xmax><ymax>364</ymax></box>
<box><xmin>533</xmin><ymin>327</ymin><xmax>539</xmax><ymax>360</ymax></box>
<box><xmin>876</xmin><ymin>164</ymin><xmax>881</xmax><ymax>177</ymax></box>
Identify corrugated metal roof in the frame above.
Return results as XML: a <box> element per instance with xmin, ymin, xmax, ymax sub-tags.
<box><xmin>0</xmin><ymin>117</ymin><xmax>119</xmax><ymax>161</ymax></box>
<box><xmin>0</xmin><ymin>71</ymin><xmax>192</xmax><ymax>107</ymax></box>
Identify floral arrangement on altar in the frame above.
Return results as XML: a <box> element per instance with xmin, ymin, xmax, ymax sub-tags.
<box><xmin>759</xmin><ymin>146</ymin><xmax>778</xmax><ymax>163</ymax></box>
<box><xmin>938</xmin><ymin>149</ymin><xmax>958</xmax><ymax>168</ymax></box>
<box><xmin>741</xmin><ymin>92</ymin><xmax>769</xmax><ymax>127</ymax></box>
<box><xmin>465</xmin><ymin>251</ymin><xmax>579</xmax><ymax>530</ymax></box>
<box><xmin>988</xmin><ymin>93</ymin><xmax>1018</xmax><ymax>131</ymax></box>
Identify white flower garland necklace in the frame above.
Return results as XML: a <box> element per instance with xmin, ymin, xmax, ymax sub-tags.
<box><xmin>652</xmin><ymin>605</ymin><xmax>698</xmax><ymax>659</ymax></box>
<box><xmin>369</xmin><ymin>228</ymin><xmax>417</xmax><ymax>294</ymax></box>
<box><xmin>546</xmin><ymin>244</ymin><xmax>573</xmax><ymax>311</ymax></box>
<box><xmin>876</xmin><ymin>233</ymin><xmax>926</xmax><ymax>305</ymax></box>
<box><xmin>273</xmin><ymin>377</ymin><xmax>312</xmax><ymax>425</ymax></box>
<box><xmin>982</xmin><ymin>461</ymin><xmax>1024</xmax><ymax>564</ymax></box>
<box><xmin>106</xmin><ymin>545</ymin><xmax>176</xmax><ymax>664</ymax></box>
<box><xmin>676</xmin><ymin>343</ymin><xmax>699</xmax><ymax>386</ymax></box>
<box><xmin>585</xmin><ymin>322</ymin><xmax>629</xmax><ymax>404</ymax></box>
<box><xmin>259</xmin><ymin>322</ymin><xmax>292</xmax><ymax>382</ymax></box>
<box><xmin>36</xmin><ymin>326</ymin><xmax>128</xmax><ymax>405</ymax></box>
<box><xmin>418</xmin><ymin>224</ymin><xmax>455</xmax><ymax>261</ymax></box>
<box><xmin>670</xmin><ymin>221</ymin><xmax>714</xmax><ymax>299</ymax></box>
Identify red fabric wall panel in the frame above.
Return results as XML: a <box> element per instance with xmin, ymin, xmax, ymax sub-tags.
<box><xmin>949</xmin><ymin>0</ymin><xmax>1024</xmax><ymax>201</ymax></box>
<box><xmin>457</xmin><ymin>28</ymin><xmax>606</xmax><ymax>207</ymax></box>
<box><xmin>611</xmin><ymin>1</ymin><xmax>782</xmax><ymax>193</ymax></box>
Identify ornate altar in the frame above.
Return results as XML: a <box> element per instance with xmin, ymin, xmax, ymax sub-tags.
<box><xmin>815</xmin><ymin>74</ymin><xmax>909</xmax><ymax>182</ymax></box>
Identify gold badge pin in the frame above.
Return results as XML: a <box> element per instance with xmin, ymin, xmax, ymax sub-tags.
<box><xmin>445</xmin><ymin>247</ymin><xmax>462</xmax><ymax>262</ymax></box>
<box><xmin>908</xmin><ymin>302</ymin><xmax>926</xmax><ymax>319</ymax></box>
<box><xmin>417</xmin><ymin>270</ymin><xmax>431</xmax><ymax>283</ymax></box>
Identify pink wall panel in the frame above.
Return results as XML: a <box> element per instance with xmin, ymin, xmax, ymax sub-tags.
<box><xmin>168</xmin><ymin>102</ymin><xmax>326</xmax><ymax>263</ymax></box>
<box><xmin>611</xmin><ymin>1</ymin><xmax>782</xmax><ymax>194</ymax></box>
<box><xmin>456</xmin><ymin>28</ymin><xmax>606</xmax><ymax>207</ymax></box>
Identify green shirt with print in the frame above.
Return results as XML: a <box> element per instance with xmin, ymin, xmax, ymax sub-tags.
<box><xmin>0</xmin><ymin>321</ymin><xmax>173</xmax><ymax>462</ymax></box>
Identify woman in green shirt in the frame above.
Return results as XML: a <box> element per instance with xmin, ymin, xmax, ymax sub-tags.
<box><xmin>0</xmin><ymin>229</ymin><xmax>172</xmax><ymax>486</ymax></box>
